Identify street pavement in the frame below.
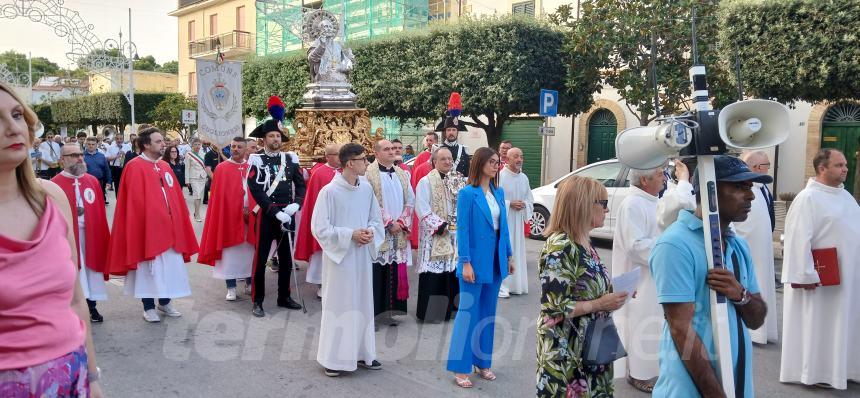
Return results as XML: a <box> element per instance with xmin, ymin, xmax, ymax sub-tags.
<box><xmin>93</xmin><ymin>189</ymin><xmax>858</xmax><ymax>397</ymax></box>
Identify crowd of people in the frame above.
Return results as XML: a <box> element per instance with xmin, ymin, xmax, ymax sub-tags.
<box><xmin>2</xmin><ymin>80</ymin><xmax>859</xmax><ymax>397</ymax></box>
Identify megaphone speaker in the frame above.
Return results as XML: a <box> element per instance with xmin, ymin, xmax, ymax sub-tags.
<box><xmin>616</xmin><ymin>122</ymin><xmax>692</xmax><ymax>169</ymax></box>
<box><xmin>718</xmin><ymin>99</ymin><xmax>790</xmax><ymax>149</ymax></box>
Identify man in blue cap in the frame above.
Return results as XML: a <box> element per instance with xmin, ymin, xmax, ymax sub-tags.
<box><xmin>649</xmin><ymin>155</ymin><xmax>768</xmax><ymax>398</ymax></box>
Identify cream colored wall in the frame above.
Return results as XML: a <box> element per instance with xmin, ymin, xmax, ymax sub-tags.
<box><xmin>88</xmin><ymin>70</ymin><xmax>178</xmax><ymax>93</ymax></box>
<box><xmin>173</xmin><ymin>0</ymin><xmax>256</xmax><ymax>96</ymax></box>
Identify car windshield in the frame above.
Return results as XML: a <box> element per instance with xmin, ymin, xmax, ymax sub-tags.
<box><xmin>558</xmin><ymin>162</ymin><xmax>623</xmax><ymax>187</ymax></box>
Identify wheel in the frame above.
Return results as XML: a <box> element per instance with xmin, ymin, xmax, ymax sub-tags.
<box><xmin>529</xmin><ymin>205</ymin><xmax>550</xmax><ymax>240</ymax></box>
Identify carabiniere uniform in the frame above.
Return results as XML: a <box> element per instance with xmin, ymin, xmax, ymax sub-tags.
<box><xmin>247</xmin><ymin>119</ymin><xmax>306</xmax><ymax>313</ymax></box>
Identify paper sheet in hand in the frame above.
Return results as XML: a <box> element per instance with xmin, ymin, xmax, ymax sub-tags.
<box><xmin>612</xmin><ymin>266</ymin><xmax>641</xmax><ymax>302</ymax></box>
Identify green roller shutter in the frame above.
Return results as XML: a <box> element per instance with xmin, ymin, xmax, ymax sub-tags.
<box><xmin>501</xmin><ymin>118</ymin><xmax>543</xmax><ymax>189</ymax></box>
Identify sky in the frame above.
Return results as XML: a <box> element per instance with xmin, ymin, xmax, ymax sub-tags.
<box><xmin>0</xmin><ymin>0</ymin><xmax>178</xmax><ymax>70</ymax></box>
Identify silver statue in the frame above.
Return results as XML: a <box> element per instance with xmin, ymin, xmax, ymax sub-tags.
<box><xmin>302</xmin><ymin>10</ymin><xmax>357</xmax><ymax>108</ymax></box>
<box><xmin>444</xmin><ymin>170</ymin><xmax>468</xmax><ymax>231</ymax></box>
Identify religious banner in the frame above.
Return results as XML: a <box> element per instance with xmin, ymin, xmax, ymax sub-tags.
<box><xmin>196</xmin><ymin>59</ymin><xmax>243</xmax><ymax>148</ymax></box>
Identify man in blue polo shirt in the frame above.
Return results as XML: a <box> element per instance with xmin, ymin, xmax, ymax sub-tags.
<box><xmin>650</xmin><ymin>155</ymin><xmax>768</xmax><ymax>398</ymax></box>
<box><xmin>83</xmin><ymin>136</ymin><xmax>112</xmax><ymax>204</ymax></box>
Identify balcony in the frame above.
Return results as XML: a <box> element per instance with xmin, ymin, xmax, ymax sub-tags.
<box><xmin>189</xmin><ymin>30</ymin><xmax>254</xmax><ymax>59</ymax></box>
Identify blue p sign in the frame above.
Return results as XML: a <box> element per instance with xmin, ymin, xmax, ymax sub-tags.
<box><xmin>539</xmin><ymin>89</ymin><xmax>558</xmax><ymax>117</ymax></box>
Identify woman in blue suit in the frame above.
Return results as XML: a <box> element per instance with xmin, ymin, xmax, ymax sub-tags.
<box><xmin>447</xmin><ymin>147</ymin><xmax>514</xmax><ymax>388</ymax></box>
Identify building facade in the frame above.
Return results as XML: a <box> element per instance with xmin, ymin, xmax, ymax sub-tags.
<box><xmin>169</xmin><ymin>0</ymin><xmax>257</xmax><ymax>96</ymax></box>
<box><xmin>88</xmin><ymin>70</ymin><xmax>178</xmax><ymax>94</ymax></box>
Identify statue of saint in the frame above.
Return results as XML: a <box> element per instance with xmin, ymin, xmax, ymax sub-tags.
<box><xmin>307</xmin><ymin>17</ymin><xmax>354</xmax><ymax>84</ymax></box>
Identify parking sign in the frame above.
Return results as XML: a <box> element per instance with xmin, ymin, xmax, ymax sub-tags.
<box><xmin>539</xmin><ymin>89</ymin><xmax>558</xmax><ymax>117</ymax></box>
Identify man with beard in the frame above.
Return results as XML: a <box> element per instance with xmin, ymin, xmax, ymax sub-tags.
<box><xmin>437</xmin><ymin>117</ymin><xmax>470</xmax><ymax>177</ymax></box>
<box><xmin>106</xmin><ymin>127</ymin><xmax>199</xmax><ymax>323</ymax></box>
<box><xmin>246</xmin><ymin>119</ymin><xmax>306</xmax><ymax>317</ymax></box>
<box><xmin>199</xmin><ymin>137</ymin><xmax>256</xmax><ymax>301</ymax></box>
<box><xmin>649</xmin><ymin>155</ymin><xmax>767</xmax><ymax>397</ymax></box>
<box><xmin>52</xmin><ymin>144</ymin><xmax>111</xmax><ymax>322</ymax></box>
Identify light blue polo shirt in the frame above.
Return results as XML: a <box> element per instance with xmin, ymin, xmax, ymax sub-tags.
<box><xmin>649</xmin><ymin>210</ymin><xmax>760</xmax><ymax>398</ymax></box>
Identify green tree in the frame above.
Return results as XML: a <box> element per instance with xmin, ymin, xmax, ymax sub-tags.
<box><xmin>561</xmin><ymin>0</ymin><xmax>735</xmax><ymax>126</ymax></box>
<box><xmin>133</xmin><ymin>55</ymin><xmax>158</xmax><ymax>71</ymax></box>
<box><xmin>149</xmin><ymin>93</ymin><xmax>197</xmax><ymax>140</ymax></box>
<box><xmin>0</xmin><ymin>50</ymin><xmax>60</xmax><ymax>84</ymax></box>
<box><xmin>719</xmin><ymin>0</ymin><xmax>860</xmax><ymax>103</ymax></box>
<box><xmin>243</xmin><ymin>16</ymin><xmax>599</xmax><ymax>147</ymax></box>
<box><xmin>157</xmin><ymin>60</ymin><xmax>179</xmax><ymax>74</ymax></box>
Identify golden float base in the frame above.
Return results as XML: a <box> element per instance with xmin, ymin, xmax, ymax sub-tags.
<box><xmin>285</xmin><ymin>108</ymin><xmax>383</xmax><ymax>167</ymax></box>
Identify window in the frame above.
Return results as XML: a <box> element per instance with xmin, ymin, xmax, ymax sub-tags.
<box><xmin>187</xmin><ymin>20</ymin><xmax>195</xmax><ymax>41</ymax></box>
<box><xmin>209</xmin><ymin>14</ymin><xmax>218</xmax><ymax>36</ymax></box>
<box><xmin>512</xmin><ymin>0</ymin><xmax>535</xmax><ymax>16</ymax></box>
<box><xmin>236</xmin><ymin>6</ymin><xmax>245</xmax><ymax>31</ymax></box>
<box><xmin>188</xmin><ymin>72</ymin><xmax>196</xmax><ymax>96</ymax></box>
<box><xmin>572</xmin><ymin>162</ymin><xmax>623</xmax><ymax>187</ymax></box>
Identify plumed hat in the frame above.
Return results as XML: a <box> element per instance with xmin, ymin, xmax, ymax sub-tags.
<box><xmin>434</xmin><ymin>92</ymin><xmax>467</xmax><ymax>132</ymax></box>
<box><xmin>249</xmin><ymin>95</ymin><xmax>289</xmax><ymax>140</ymax></box>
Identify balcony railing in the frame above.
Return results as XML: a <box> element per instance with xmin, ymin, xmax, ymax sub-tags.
<box><xmin>189</xmin><ymin>30</ymin><xmax>253</xmax><ymax>59</ymax></box>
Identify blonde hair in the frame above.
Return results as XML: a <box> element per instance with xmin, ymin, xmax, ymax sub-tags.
<box><xmin>0</xmin><ymin>81</ymin><xmax>45</xmax><ymax>216</ymax></box>
<box><xmin>543</xmin><ymin>175</ymin><xmax>607</xmax><ymax>246</ymax></box>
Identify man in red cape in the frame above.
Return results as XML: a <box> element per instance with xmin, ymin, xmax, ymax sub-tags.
<box><xmin>106</xmin><ymin>127</ymin><xmax>199</xmax><ymax>323</ymax></box>
<box><xmin>295</xmin><ymin>143</ymin><xmax>340</xmax><ymax>298</ymax></box>
<box><xmin>52</xmin><ymin>144</ymin><xmax>110</xmax><ymax>323</ymax></box>
<box><xmin>199</xmin><ymin>137</ymin><xmax>257</xmax><ymax>301</ymax></box>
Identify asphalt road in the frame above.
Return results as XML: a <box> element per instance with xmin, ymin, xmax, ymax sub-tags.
<box><xmin>92</xmin><ymin>190</ymin><xmax>858</xmax><ymax>397</ymax></box>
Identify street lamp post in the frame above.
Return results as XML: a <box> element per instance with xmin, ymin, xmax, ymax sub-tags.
<box><xmin>101</xmin><ymin>8</ymin><xmax>138</xmax><ymax>136</ymax></box>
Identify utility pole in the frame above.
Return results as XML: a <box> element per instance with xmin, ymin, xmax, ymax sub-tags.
<box><xmin>128</xmin><ymin>8</ymin><xmax>136</xmax><ymax>135</ymax></box>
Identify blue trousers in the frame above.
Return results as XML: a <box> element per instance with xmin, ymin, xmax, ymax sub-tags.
<box><xmin>446</xmin><ymin>255</ymin><xmax>503</xmax><ymax>374</ymax></box>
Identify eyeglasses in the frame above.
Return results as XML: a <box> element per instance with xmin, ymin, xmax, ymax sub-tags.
<box><xmin>63</xmin><ymin>153</ymin><xmax>84</xmax><ymax>158</ymax></box>
<box><xmin>594</xmin><ymin>199</ymin><xmax>609</xmax><ymax>209</ymax></box>
<box><xmin>488</xmin><ymin>159</ymin><xmax>500</xmax><ymax>166</ymax></box>
<box><xmin>349</xmin><ymin>157</ymin><xmax>368</xmax><ymax>163</ymax></box>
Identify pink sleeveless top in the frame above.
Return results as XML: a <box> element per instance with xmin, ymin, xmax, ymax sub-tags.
<box><xmin>0</xmin><ymin>198</ymin><xmax>86</xmax><ymax>370</ymax></box>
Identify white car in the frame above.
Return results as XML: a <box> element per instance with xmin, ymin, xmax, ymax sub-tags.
<box><xmin>529</xmin><ymin>159</ymin><xmax>673</xmax><ymax>240</ymax></box>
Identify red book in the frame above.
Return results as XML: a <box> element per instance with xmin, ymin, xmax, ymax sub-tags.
<box><xmin>792</xmin><ymin>247</ymin><xmax>840</xmax><ymax>288</ymax></box>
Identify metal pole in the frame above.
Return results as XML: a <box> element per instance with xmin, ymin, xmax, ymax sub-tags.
<box><xmin>27</xmin><ymin>52</ymin><xmax>32</xmax><ymax>88</ymax></box>
<box><xmin>651</xmin><ymin>31</ymin><xmax>660</xmax><ymax>118</ymax></box>
<box><xmin>735</xmin><ymin>50</ymin><xmax>744</xmax><ymax>101</ymax></box>
<box><xmin>128</xmin><ymin>8</ymin><xmax>136</xmax><ymax>135</ymax></box>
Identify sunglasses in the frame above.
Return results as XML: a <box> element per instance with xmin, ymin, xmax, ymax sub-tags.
<box><xmin>594</xmin><ymin>199</ymin><xmax>609</xmax><ymax>209</ymax></box>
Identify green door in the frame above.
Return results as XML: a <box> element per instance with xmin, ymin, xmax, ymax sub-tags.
<box><xmin>587</xmin><ymin>109</ymin><xmax>618</xmax><ymax>164</ymax></box>
<box><xmin>501</xmin><ymin>118</ymin><xmax>543</xmax><ymax>189</ymax></box>
<box><xmin>822</xmin><ymin>103</ymin><xmax>860</xmax><ymax>198</ymax></box>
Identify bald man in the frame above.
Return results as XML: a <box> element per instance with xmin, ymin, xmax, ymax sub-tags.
<box><xmin>734</xmin><ymin>151</ymin><xmax>778</xmax><ymax>344</ymax></box>
<box><xmin>498</xmin><ymin>148</ymin><xmax>533</xmax><ymax>297</ymax></box>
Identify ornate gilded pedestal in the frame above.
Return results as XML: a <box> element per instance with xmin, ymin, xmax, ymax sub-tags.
<box><xmin>286</xmin><ymin>108</ymin><xmax>383</xmax><ymax>167</ymax></box>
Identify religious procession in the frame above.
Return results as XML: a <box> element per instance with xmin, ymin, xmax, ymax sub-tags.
<box><xmin>2</xmin><ymin>1</ymin><xmax>860</xmax><ymax>397</ymax></box>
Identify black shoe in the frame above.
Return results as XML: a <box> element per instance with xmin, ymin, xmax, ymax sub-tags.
<box><xmin>324</xmin><ymin>368</ymin><xmax>341</xmax><ymax>377</ymax></box>
<box><xmin>251</xmin><ymin>303</ymin><xmax>265</xmax><ymax>317</ymax></box>
<box><xmin>89</xmin><ymin>309</ymin><xmax>104</xmax><ymax>323</ymax></box>
<box><xmin>277</xmin><ymin>296</ymin><xmax>302</xmax><ymax>310</ymax></box>
<box><xmin>358</xmin><ymin>360</ymin><xmax>382</xmax><ymax>370</ymax></box>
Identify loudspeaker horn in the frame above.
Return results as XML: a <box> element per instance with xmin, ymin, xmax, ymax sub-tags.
<box><xmin>718</xmin><ymin>99</ymin><xmax>790</xmax><ymax>149</ymax></box>
<box><xmin>616</xmin><ymin>121</ymin><xmax>692</xmax><ymax>170</ymax></box>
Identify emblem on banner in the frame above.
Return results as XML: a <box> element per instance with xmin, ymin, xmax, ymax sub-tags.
<box><xmin>164</xmin><ymin>172</ymin><xmax>175</xmax><ymax>187</ymax></box>
<box><xmin>83</xmin><ymin>188</ymin><xmax>96</xmax><ymax>204</ymax></box>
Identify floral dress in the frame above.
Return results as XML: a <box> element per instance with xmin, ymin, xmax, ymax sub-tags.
<box><xmin>536</xmin><ymin>232</ymin><xmax>614</xmax><ymax>398</ymax></box>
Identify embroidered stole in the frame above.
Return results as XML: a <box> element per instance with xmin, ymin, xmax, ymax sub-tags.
<box><xmin>366</xmin><ymin>160</ymin><xmax>409</xmax><ymax>252</ymax></box>
<box><xmin>427</xmin><ymin>170</ymin><xmax>455</xmax><ymax>260</ymax></box>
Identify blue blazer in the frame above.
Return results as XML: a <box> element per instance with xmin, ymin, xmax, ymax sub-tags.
<box><xmin>456</xmin><ymin>184</ymin><xmax>512</xmax><ymax>284</ymax></box>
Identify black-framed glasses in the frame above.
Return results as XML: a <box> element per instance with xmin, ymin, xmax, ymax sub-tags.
<box><xmin>63</xmin><ymin>153</ymin><xmax>84</xmax><ymax>158</ymax></box>
<box><xmin>349</xmin><ymin>156</ymin><xmax>368</xmax><ymax>163</ymax></box>
<box><xmin>594</xmin><ymin>199</ymin><xmax>609</xmax><ymax>209</ymax></box>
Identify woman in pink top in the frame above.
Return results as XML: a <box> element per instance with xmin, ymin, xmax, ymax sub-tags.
<box><xmin>0</xmin><ymin>81</ymin><xmax>104</xmax><ymax>397</ymax></box>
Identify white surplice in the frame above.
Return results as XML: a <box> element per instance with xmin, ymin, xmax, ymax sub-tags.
<box><xmin>498</xmin><ymin>167</ymin><xmax>533</xmax><ymax>295</ymax></box>
<box><xmin>733</xmin><ymin>182</ymin><xmax>778</xmax><ymax>344</ymax></box>
<box><xmin>779</xmin><ymin>178</ymin><xmax>860</xmax><ymax>389</ymax></box>
<box><xmin>656</xmin><ymin>180</ymin><xmax>696</xmax><ymax>231</ymax></box>
<box><xmin>611</xmin><ymin>186</ymin><xmax>661</xmax><ymax>380</ymax></box>
<box><xmin>311</xmin><ymin>174</ymin><xmax>385</xmax><ymax>372</ymax></box>
<box><xmin>415</xmin><ymin>174</ymin><xmax>457</xmax><ymax>274</ymax></box>
<box><xmin>375</xmin><ymin>169</ymin><xmax>414</xmax><ymax>265</ymax></box>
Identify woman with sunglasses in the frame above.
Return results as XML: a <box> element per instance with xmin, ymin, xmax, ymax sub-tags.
<box><xmin>536</xmin><ymin>175</ymin><xmax>629</xmax><ymax>397</ymax></box>
<box><xmin>446</xmin><ymin>147</ymin><xmax>514</xmax><ymax>388</ymax></box>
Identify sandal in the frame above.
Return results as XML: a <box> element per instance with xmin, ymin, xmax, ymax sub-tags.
<box><xmin>474</xmin><ymin>367</ymin><xmax>496</xmax><ymax>381</ymax></box>
<box><xmin>454</xmin><ymin>375</ymin><xmax>473</xmax><ymax>388</ymax></box>
<box><xmin>627</xmin><ymin>376</ymin><xmax>655</xmax><ymax>392</ymax></box>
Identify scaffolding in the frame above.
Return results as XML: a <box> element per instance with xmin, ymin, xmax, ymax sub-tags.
<box><xmin>256</xmin><ymin>0</ymin><xmax>430</xmax><ymax>57</ymax></box>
